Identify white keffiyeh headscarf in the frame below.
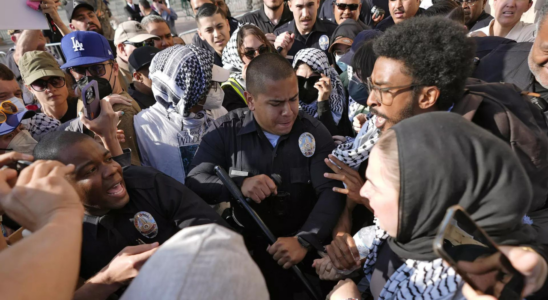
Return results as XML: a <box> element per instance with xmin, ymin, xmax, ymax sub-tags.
<box><xmin>221</xmin><ymin>24</ymin><xmax>247</xmax><ymax>88</ymax></box>
<box><xmin>332</xmin><ymin>114</ymin><xmax>380</xmax><ymax>169</ymax></box>
<box><xmin>292</xmin><ymin>48</ymin><xmax>344</xmax><ymax>125</ymax></box>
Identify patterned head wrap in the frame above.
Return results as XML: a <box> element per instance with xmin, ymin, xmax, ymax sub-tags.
<box><xmin>292</xmin><ymin>48</ymin><xmax>345</xmax><ymax>124</ymax></box>
<box><xmin>222</xmin><ymin>25</ymin><xmax>246</xmax><ymax>88</ymax></box>
<box><xmin>149</xmin><ymin>44</ymin><xmax>213</xmax><ymax>115</ymax></box>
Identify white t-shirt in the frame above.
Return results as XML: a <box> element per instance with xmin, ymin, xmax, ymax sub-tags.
<box><xmin>473</xmin><ymin>19</ymin><xmax>536</xmax><ymax>42</ymax></box>
<box><xmin>134</xmin><ymin>103</ymin><xmax>227</xmax><ymax>184</ymax></box>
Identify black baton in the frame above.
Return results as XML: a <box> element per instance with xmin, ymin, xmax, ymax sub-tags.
<box><xmin>214</xmin><ymin>166</ymin><xmax>321</xmax><ymax>300</ymax></box>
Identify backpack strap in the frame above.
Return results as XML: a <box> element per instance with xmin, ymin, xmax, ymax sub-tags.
<box><xmin>452</xmin><ymin>89</ymin><xmax>483</xmax><ymax>121</ymax></box>
<box><xmin>221</xmin><ymin>78</ymin><xmax>247</xmax><ymax>105</ymax></box>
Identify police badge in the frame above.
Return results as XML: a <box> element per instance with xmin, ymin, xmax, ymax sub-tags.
<box><xmin>133</xmin><ymin>212</ymin><xmax>158</xmax><ymax>239</ymax></box>
<box><xmin>298</xmin><ymin>132</ymin><xmax>316</xmax><ymax>157</ymax></box>
<box><xmin>319</xmin><ymin>35</ymin><xmax>330</xmax><ymax>51</ymax></box>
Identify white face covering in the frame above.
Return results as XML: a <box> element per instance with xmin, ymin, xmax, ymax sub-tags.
<box><xmin>7</xmin><ymin>130</ymin><xmax>38</xmax><ymax>156</ymax></box>
<box><xmin>203</xmin><ymin>83</ymin><xmax>225</xmax><ymax>111</ymax></box>
<box><xmin>7</xmin><ymin>96</ymin><xmax>26</xmax><ymax>111</ymax></box>
<box><xmin>335</xmin><ymin>54</ymin><xmax>344</xmax><ymax>62</ymax></box>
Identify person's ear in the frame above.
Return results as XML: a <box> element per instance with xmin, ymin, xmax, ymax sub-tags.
<box><xmin>132</xmin><ymin>71</ymin><xmax>141</xmax><ymax>82</ymax></box>
<box><xmin>417</xmin><ymin>86</ymin><xmax>440</xmax><ymax>110</ymax></box>
<box><xmin>288</xmin><ymin>0</ymin><xmax>293</xmax><ymax>12</ymax></box>
<box><xmin>245</xmin><ymin>91</ymin><xmax>255</xmax><ymax>111</ymax></box>
<box><xmin>112</xmin><ymin>62</ymin><xmax>120</xmax><ymax>73</ymax></box>
<box><xmin>197</xmin><ymin>28</ymin><xmax>204</xmax><ymax>40</ymax></box>
<box><xmin>10</xmin><ymin>36</ymin><xmax>16</xmax><ymax>44</ymax></box>
<box><xmin>69</xmin><ymin>23</ymin><xmax>76</xmax><ymax>30</ymax></box>
<box><xmin>117</xmin><ymin>43</ymin><xmax>126</xmax><ymax>57</ymax></box>
<box><xmin>526</xmin><ymin>0</ymin><xmax>533</xmax><ymax>11</ymax></box>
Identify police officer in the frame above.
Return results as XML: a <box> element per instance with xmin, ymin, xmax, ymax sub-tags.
<box><xmin>186</xmin><ymin>53</ymin><xmax>346</xmax><ymax>299</ymax></box>
<box><xmin>274</xmin><ymin>0</ymin><xmax>338</xmax><ymax>63</ymax></box>
<box><xmin>33</xmin><ymin>120</ymin><xmax>228</xmax><ymax>296</ymax></box>
<box><xmin>240</xmin><ymin>0</ymin><xmax>294</xmax><ymax>35</ymax></box>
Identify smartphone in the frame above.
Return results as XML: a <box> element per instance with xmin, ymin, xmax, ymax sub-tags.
<box><xmin>80</xmin><ymin>80</ymin><xmax>101</xmax><ymax>120</ymax></box>
<box><xmin>433</xmin><ymin>205</ymin><xmax>524</xmax><ymax>300</ymax></box>
<box><xmin>27</xmin><ymin>1</ymin><xmax>59</xmax><ymax>34</ymax></box>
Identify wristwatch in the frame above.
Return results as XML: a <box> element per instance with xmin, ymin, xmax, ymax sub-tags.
<box><xmin>297</xmin><ymin>236</ymin><xmax>312</xmax><ymax>251</ymax></box>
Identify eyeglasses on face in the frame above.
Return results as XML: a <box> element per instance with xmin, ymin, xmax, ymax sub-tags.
<box><xmin>30</xmin><ymin>77</ymin><xmax>66</xmax><ymax>92</ymax></box>
<box><xmin>69</xmin><ymin>63</ymin><xmax>112</xmax><ymax>77</ymax></box>
<box><xmin>455</xmin><ymin>0</ymin><xmax>478</xmax><ymax>6</ymax></box>
<box><xmin>123</xmin><ymin>38</ymin><xmax>158</xmax><ymax>48</ymax></box>
<box><xmin>334</xmin><ymin>3</ymin><xmax>359</xmax><ymax>11</ymax></box>
<box><xmin>366</xmin><ymin>77</ymin><xmax>420</xmax><ymax>106</ymax></box>
<box><xmin>242</xmin><ymin>45</ymin><xmax>271</xmax><ymax>60</ymax></box>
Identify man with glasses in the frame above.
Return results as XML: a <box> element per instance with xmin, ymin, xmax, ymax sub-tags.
<box><xmin>61</xmin><ymin>31</ymin><xmax>142</xmax><ymax>166</ymax></box>
<box><xmin>319</xmin><ymin>0</ymin><xmax>380</xmax><ymax>25</ymax></box>
<box><xmin>471</xmin><ymin>0</ymin><xmax>535</xmax><ymax>42</ymax></box>
<box><xmin>141</xmin><ymin>15</ymin><xmax>175</xmax><ymax>50</ymax></box>
<box><xmin>274</xmin><ymin>0</ymin><xmax>338</xmax><ymax>63</ymax></box>
<box><xmin>114</xmin><ymin>21</ymin><xmax>160</xmax><ymax>91</ymax></box>
<box><xmin>456</xmin><ymin>0</ymin><xmax>493</xmax><ymax>31</ymax></box>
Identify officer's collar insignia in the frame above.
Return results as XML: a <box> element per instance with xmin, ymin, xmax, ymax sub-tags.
<box><xmin>319</xmin><ymin>35</ymin><xmax>330</xmax><ymax>51</ymax></box>
<box><xmin>133</xmin><ymin>211</ymin><xmax>158</xmax><ymax>239</ymax></box>
<box><xmin>299</xmin><ymin>132</ymin><xmax>316</xmax><ymax>157</ymax></box>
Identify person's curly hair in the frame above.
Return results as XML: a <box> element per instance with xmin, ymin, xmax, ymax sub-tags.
<box><xmin>373</xmin><ymin>16</ymin><xmax>476</xmax><ymax>110</ymax></box>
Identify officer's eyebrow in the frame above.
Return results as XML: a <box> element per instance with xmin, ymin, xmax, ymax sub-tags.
<box><xmin>268</xmin><ymin>92</ymin><xmax>299</xmax><ymax>103</ymax></box>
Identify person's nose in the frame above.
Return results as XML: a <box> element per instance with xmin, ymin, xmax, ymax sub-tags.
<box><xmin>103</xmin><ymin>163</ymin><xmax>118</xmax><ymax>179</ymax></box>
<box><xmin>302</xmin><ymin>7</ymin><xmax>310</xmax><ymax>17</ymax></box>
<box><xmin>281</xmin><ymin>102</ymin><xmax>293</xmax><ymax>117</ymax></box>
<box><xmin>366</xmin><ymin>90</ymin><xmax>379</xmax><ymax>107</ymax></box>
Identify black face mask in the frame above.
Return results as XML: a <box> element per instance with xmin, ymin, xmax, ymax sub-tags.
<box><xmin>348</xmin><ymin>76</ymin><xmax>369</xmax><ymax>106</ymax></box>
<box><xmin>77</xmin><ymin>75</ymin><xmax>113</xmax><ymax>100</ymax></box>
<box><xmin>297</xmin><ymin>75</ymin><xmax>321</xmax><ymax>104</ymax></box>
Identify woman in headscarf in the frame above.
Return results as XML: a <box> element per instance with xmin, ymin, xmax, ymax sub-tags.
<box><xmin>292</xmin><ymin>48</ymin><xmax>352</xmax><ymax>136</ymax></box>
<box><xmin>318</xmin><ymin>112</ymin><xmax>540</xmax><ymax>300</ymax></box>
<box><xmin>221</xmin><ymin>24</ymin><xmax>275</xmax><ymax>111</ymax></box>
<box><xmin>134</xmin><ymin>44</ymin><xmax>229</xmax><ymax>184</ymax></box>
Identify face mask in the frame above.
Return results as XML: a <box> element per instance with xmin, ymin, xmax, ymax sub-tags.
<box><xmin>348</xmin><ymin>76</ymin><xmax>369</xmax><ymax>106</ymax></box>
<box><xmin>76</xmin><ymin>75</ymin><xmax>113</xmax><ymax>100</ymax></box>
<box><xmin>336</xmin><ymin>60</ymin><xmax>348</xmax><ymax>72</ymax></box>
<box><xmin>203</xmin><ymin>84</ymin><xmax>225</xmax><ymax>110</ymax></box>
<box><xmin>7</xmin><ymin>97</ymin><xmax>26</xmax><ymax>111</ymax></box>
<box><xmin>7</xmin><ymin>130</ymin><xmax>38</xmax><ymax>156</ymax></box>
<box><xmin>297</xmin><ymin>76</ymin><xmax>320</xmax><ymax>104</ymax></box>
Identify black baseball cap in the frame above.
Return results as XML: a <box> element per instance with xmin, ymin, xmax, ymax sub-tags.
<box><xmin>129</xmin><ymin>46</ymin><xmax>161</xmax><ymax>73</ymax></box>
<box><xmin>65</xmin><ymin>0</ymin><xmax>96</xmax><ymax>22</ymax></box>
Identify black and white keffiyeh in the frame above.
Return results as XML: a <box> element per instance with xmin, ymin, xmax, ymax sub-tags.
<box><xmin>292</xmin><ymin>48</ymin><xmax>344</xmax><ymax>125</ymax></box>
<box><xmin>332</xmin><ymin>115</ymin><xmax>380</xmax><ymax>169</ymax></box>
<box><xmin>24</xmin><ymin>113</ymin><xmax>60</xmax><ymax>139</ymax></box>
<box><xmin>222</xmin><ymin>24</ymin><xmax>246</xmax><ymax>88</ymax></box>
<box><xmin>149</xmin><ymin>44</ymin><xmax>213</xmax><ymax>115</ymax></box>
<box><xmin>358</xmin><ymin>223</ymin><xmax>463</xmax><ymax>300</ymax></box>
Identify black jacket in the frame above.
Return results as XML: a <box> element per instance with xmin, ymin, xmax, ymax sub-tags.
<box><xmin>240</xmin><ymin>3</ymin><xmax>294</xmax><ymax>34</ymax></box>
<box><xmin>374</xmin><ymin>8</ymin><xmax>425</xmax><ymax>31</ymax></box>
<box><xmin>186</xmin><ymin>108</ymin><xmax>345</xmax><ymax>250</ymax></box>
<box><xmin>124</xmin><ymin>4</ymin><xmax>143</xmax><ymax>22</ymax></box>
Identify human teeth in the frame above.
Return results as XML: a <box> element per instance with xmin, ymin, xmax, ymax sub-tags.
<box><xmin>107</xmin><ymin>183</ymin><xmax>124</xmax><ymax>195</ymax></box>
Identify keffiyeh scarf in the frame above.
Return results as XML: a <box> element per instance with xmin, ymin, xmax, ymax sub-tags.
<box><xmin>358</xmin><ymin>223</ymin><xmax>463</xmax><ymax>300</ymax></box>
<box><xmin>292</xmin><ymin>48</ymin><xmax>344</xmax><ymax>125</ymax></box>
<box><xmin>222</xmin><ymin>24</ymin><xmax>246</xmax><ymax>88</ymax></box>
<box><xmin>332</xmin><ymin>114</ymin><xmax>380</xmax><ymax>169</ymax></box>
<box><xmin>24</xmin><ymin>113</ymin><xmax>60</xmax><ymax>139</ymax></box>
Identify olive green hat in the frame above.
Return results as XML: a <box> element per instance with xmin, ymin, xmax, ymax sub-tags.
<box><xmin>19</xmin><ymin>51</ymin><xmax>65</xmax><ymax>85</ymax></box>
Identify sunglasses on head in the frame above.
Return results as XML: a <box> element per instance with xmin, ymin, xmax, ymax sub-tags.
<box><xmin>69</xmin><ymin>63</ymin><xmax>112</xmax><ymax>77</ymax></box>
<box><xmin>30</xmin><ymin>77</ymin><xmax>66</xmax><ymax>92</ymax></box>
<box><xmin>242</xmin><ymin>45</ymin><xmax>271</xmax><ymax>60</ymax></box>
<box><xmin>123</xmin><ymin>39</ymin><xmax>157</xmax><ymax>48</ymax></box>
<box><xmin>0</xmin><ymin>101</ymin><xmax>18</xmax><ymax>124</ymax></box>
<box><xmin>334</xmin><ymin>3</ymin><xmax>359</xmax><ymax>11</ymax></box>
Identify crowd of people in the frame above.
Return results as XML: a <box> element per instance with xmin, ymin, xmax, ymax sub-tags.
<box><xmin>1</xmin><ymin>0</ymin><xmax>548</xmax><ymax>299</ymax></box>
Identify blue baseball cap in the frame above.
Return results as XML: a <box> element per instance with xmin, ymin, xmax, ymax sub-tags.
<box><xmin>0</xmin><ymin>110</ymin><xmax>35</xmax><ymax>136</ymax></box>
<box><xmin>60</xmin><ymin>31</ymin><xmax>114</xmax><ymax>69</ymax></box>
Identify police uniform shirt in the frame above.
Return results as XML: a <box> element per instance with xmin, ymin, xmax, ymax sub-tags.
<box><xmin>239</xmin><ymin>3</ymin><xmax>294</xmax><ymax>34</ymax></box>
<box><xmin>192</xmin><ymin>17</ymin><xmax>240</xmax><ymax>67</ymax></box>
<box><xmin>274</xmin><ymin>18</ymin><xmax>338</xmax><ymax>63</ymax></box>
<box><xmin>80</xmin><ymin>166</ymin><xmax>228</xmax><ymax>279</ymax></box>
<box><xmin>186</xmin><ymin>108</ymin><xmax>346</xmax><ymax>250</ymax></box>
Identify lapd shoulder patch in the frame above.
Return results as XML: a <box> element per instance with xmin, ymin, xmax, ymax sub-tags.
<box><xmin>319</xmin><ymin>35</ymin><xmax>329</xmax><ymax>51</ymax></box>
<box><xmin>133</xmin><ymin>211</ymin><xmax>158</xmax><ymax>239</ymax></box>
<box><xmin>299</xmin><ymin>132</ymin><xmax>316</xmax><ymax>157</ymax></box>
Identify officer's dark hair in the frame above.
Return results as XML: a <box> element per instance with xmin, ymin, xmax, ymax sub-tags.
<box><xmin>352</xmin><ymin>40</ymin><xmax>377</xmax><ymax>80</ymax></box>
<box><xmin>0</xmin><ymin>64</ymin><xmax>15</xmax><ymax>81</ymax></box>
<box><xmin>139</xmin><ymin>0</ymin><xmax>152</xmax><ymax>9</ymax></box>
<box><xmin>247</xmin><ymin>53</ymin><xmax>296</xmax><ymax>97</ymax></box>
<box><xmin>33</xmin><ymin>131</ymin><xmax>94</xmax><ymax>161</ymax></box>
<box><xmin>536</xmin><ymin>0</ymin><xmax>548</xmax><ymax>31</ymax></box>
<box><xmin>424</xmin><ymin>0</ymin><xmax>464</xmax><ymax>24</ymax></box>
<box><xmin>195</xmin><ymin>3</ymin><xmax>227</xmax><ymax>23</ymax></box>
<box><xmin>373</xmin><ymin>16</ymin><xmax>475</xmax><ymax>111</ymax></box>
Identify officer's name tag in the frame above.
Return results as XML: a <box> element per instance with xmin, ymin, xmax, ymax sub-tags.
<box><xmin>230</xmin><ymin>170</ymin><xmax>249</xmax><ymax>177</ymax></box>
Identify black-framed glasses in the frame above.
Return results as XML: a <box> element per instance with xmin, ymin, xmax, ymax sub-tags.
<box><xmin>123</xmin><ymin>38</ymin><xmax>158</xmax><ymax>48</ymax></box>
<box><xmin>30</xmin><ymin>77</ymin><xmax>66</xmax><ymax>92</ymax></box>
<box><xmin>242</xmin><ymin>45</ymin><xmax>271</xmax><ymax>60</ymax></box>
<box><xmin>366</xmin><ymin>77</ymin><xmax>420</xmax><ymax>106</ymax></box>
<box><xmin>455</xmin><ymin>0</ymin><xmax>478</xmax><ymax>6</ymax></box>
<box><xmin>69</xmin><ymin>63</ymin><xmax>112</xmax><ymax>77</ymax></box>
<box><xmin>334</xmin><ymin>3</ymin><xmax>360</xmax><ymax>11</ymax></box>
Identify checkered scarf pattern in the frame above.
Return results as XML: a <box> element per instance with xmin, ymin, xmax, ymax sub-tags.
<box><xmin>222</xmin><ymin>24</ymin><xmax>246</xmax><ymax>88</ymax></box>
<box><xmin>149</xmin><ymin>45</ymin><xmax>213</xmax><ymax>115</ymax></box>
<box><xmin>332</xmin><ymin>115</ymin><xmax>379</xmax><ymax>169</ymax></box>
<box><xmin>292</xmin><ymin>48</ymin><xmax>344</xmax><ymax>125</ymax></box>
<box><xmin>360</xmin><ymin>222</ymin><xmax>462</xmax><ymax>300</ymax></box>
<box><xmin>24</xmin><ymin>113</ymin><xmax>60</xmax><ymax>139</ymax></box>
